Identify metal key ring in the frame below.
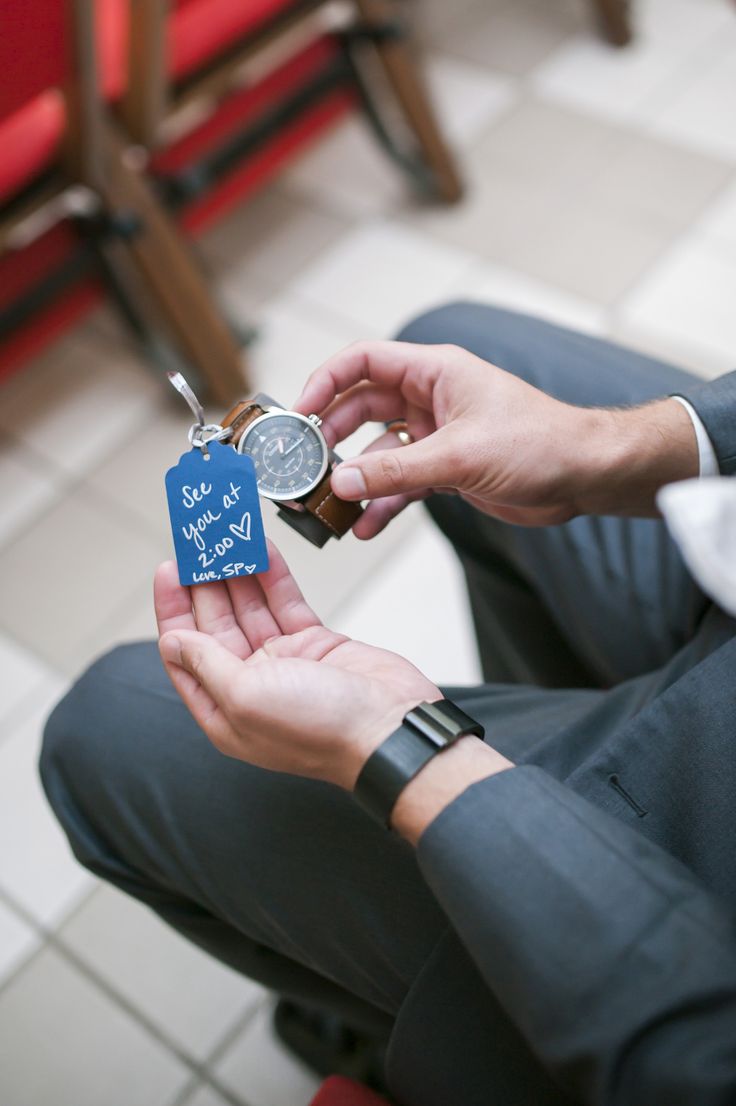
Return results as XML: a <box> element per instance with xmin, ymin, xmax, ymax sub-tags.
<box><xmin>188</xmin><ymin>422</ymin><xmax>233</xmax><ymax>454</ymax></box>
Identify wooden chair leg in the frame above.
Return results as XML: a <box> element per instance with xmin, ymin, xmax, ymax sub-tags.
<box><xmin>353</xmin><ymin>0</ymin><xmax>463</xmax><ymax>204</ymax></box>
<box><xmin>97</xmin><ymin>125</ymin><xmax>249</xmax><ymax>405</ymax></box>
<box><xmin>592</xmin><ymin>0</ymin><xmax>633</xmax><ymax>47</ymax></box>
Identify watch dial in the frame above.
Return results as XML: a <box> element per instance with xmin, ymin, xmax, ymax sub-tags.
<box><xmin>238</xmin><ymin>412</ymin><xmax>328</xmax><ymax>500</ymax></box>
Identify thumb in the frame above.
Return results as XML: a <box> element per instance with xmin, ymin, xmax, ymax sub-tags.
<box><xmin>331</xmin><ymin>429</ymin><xmax>456</xmax><ymax>501</ymax></box>
<box><xmin>159</xmin><ymin>629</ymin><xmax>245</xmax><ymax>712</ymax></box>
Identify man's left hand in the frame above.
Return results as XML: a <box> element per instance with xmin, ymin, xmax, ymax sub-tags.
<box><xmin>154</xmin><ymin>543</ymin><xmax>440</xmax><ymax>791</ymax></box>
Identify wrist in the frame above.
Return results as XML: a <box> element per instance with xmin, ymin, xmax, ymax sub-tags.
<box><xmin>391</xmin><ymin>736</ymin><xmax>513</xmax><ymax>845</ymax></box>
<box><xmin>339</xmin><ymin>686</ymin><xmax>442</xmax><ymax>791</ymax></box>
<box><xmin>351</xmin><ymin>697</ymin><xmax>500</xmax><ymax>831</ymax></box>
<box><xmin>572</xmin><ymin>398</ymin><xmax>699</xmax><ymax>517</ymax></box>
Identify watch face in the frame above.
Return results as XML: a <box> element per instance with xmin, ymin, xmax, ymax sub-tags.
<box><xmin>237</xmin><ymin>411</ymin><xmax>329</xmax><ymax>501</ymax></box>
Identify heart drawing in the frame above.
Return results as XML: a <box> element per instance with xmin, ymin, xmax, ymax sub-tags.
<box><xmin>229</xmin><ymin>513</ymin><xmax>252</xmax><ymax>541</ymax></box>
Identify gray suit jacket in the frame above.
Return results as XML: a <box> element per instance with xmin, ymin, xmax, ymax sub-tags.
<box><xmin>386</xmin><ymin>372</ymin><xmax>736</xmax><ymax>1106</ymax></box>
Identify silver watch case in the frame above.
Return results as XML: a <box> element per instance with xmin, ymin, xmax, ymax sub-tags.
<box><xmin>236</xmin><ymin>408</ymin><xmax>330</xmax><ymax>503</ymax></box>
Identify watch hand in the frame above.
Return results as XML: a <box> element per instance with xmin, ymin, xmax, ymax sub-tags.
<box><xmin>277</xmin><ymin>438</ymin><xmax>285</xmax><ymax>454</ymax></box>
<box><xmin>284</xmin><ymin>434</ymin><xmax>305</xmax><ymax>457</ymax></box>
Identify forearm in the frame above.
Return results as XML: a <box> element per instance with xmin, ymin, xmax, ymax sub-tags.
<box><xmin>391</xmin><ymin>736</ymin><xmax>513</xmax><ymax>844</ymax></box>
<box><xmin>570</xmin><ymin>398</ymin><xmax>699</xmax><ymax>518</ymax></box>
<box><xmin>415</xmin><ymin>766</ymin><xmax>736</xmax><ymax>1105</ymax></box>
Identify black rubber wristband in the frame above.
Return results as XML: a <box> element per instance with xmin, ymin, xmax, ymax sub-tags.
<box><xmin>353</xmin><ymin>700</ymin><xmax>484</xmax><ymax>828</ymax></box>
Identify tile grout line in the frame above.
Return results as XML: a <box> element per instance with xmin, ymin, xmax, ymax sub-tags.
<box><xmin>322</xmin><ymin>515</ymin><xmax>421</xmax><ymax>626</ymax></box>
<box><xmin>607</xmin><ymin>168</ymin><xmax>736</xmax><ymax>334</ymax></box>
<box><xmin>634</xmin><ymin>17</ymin><xmax>736</xmax><ymax>155</ymax></box>
<box><xmin>0</xmin><ymin>886</ymin><xmax>96</xmax><ymax>999</ymax></box>
<box><xmin>0</xmin><ymin>670</ymin><xmax>68</xmax><ymax>751</ymax></box>
<box><xmin>0</xmin><ymin>400</ymin><xmax>170</xmax><ymax>561</ymax></box>
<box><xmin>48</xmin><ymin>929</ymin><xmax>267</xmax><ymax>1106</ymax></box>
<box><xmin>166</xmin><ymin>1073</ymin><xmax>205</xmax><ymax>1106</ymax></box>
<box><xmin>530</xmin><ymin>27</ymin><xmax>736</xmax><ymax>168</ymax></box>
<box><xmin>51</xmin><ymin>936</ymin><xmax>258</xmax><ymax>1106</ymax></box>
<box><xmin>0</xmin><ymin>884</ymin><xmax>259</xmax><ymax>1106</ymax></box>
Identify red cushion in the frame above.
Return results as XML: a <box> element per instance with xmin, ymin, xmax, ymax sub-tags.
<box><xmin>309</xmin><ymin>1076</ymin><xmax>392</xmax><ymax>1106</ymax></box>
<box><xmin>169</xmin><ymin>0</ymin><xmax>299</xmax><ymax>80</ymax></box>
<box><xmin>0</xmin><ymin>1</ymin><xmax>68</xmax><ymax>116</ymax></box>
<box><xmin>0</xmin><ymin>92</ymin><xmax>65</xmax><ymax>203</ymax></box>
<box><xmin>0</xmin><ymin>0</ymin><xmax>126</xmax><ymax>203</ymax></box>
<box><xmin>0</xmin><ymin>0</ymin><xmax>314</xmax><ymax>204</ymax></box>
<box><xmin>98</xmin><ymin>0</ymin><xmax>128</xmax><ymax>101</ymax></box>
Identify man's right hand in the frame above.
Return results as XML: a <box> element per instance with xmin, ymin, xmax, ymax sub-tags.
<box><xmin>295</xmin><ymin>339</ymin><xmax>699</xmax><ymax>539</ymax></box>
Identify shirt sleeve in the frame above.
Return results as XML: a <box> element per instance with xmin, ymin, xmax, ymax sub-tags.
<box><xmin>670</xmin><ymin>395</ymin><xmax>720</xmax><ymax>477</ymax></box>
<box><xmin>673</xmin><ymin>370</ymin><xmax>736</xmax><ymax>475</ymax></box>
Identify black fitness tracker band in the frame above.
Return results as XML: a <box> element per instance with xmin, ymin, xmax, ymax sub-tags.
<box><xmin>353</xmin><ymin>699</ymin><xmax>485</xmax><ymax>827</ymax></box>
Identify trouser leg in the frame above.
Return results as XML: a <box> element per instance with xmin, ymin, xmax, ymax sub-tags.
<box><xmin>46</xmin><ymin>629</ymin><xmax>726</xmax><ymax>1105</ymax></box>
<box><xmin>40</xmin><ymin>643</ymin><xmax>448</xmax><ymax>1031</ymax></box>
<box><xmin>42</xmin><ymin>635</ymin><xmax>727</xmax><ymax>1100</ymax></box>
<box><xmin>396</xmin><ymin>303</ymin><xmax>708</xmax><ymax>688</ymax></box>
<box><xmin>39</xmin><ymin>302</ymin><xmax>718</xmax><ymax>1103</ymax></box>
<box><xmin>40</xmin><ymin>642</ymin><xmax>606</xmax><ymax>1021</ymax></box>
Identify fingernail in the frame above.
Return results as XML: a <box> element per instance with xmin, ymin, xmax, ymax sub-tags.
<box><xmin>160</xmin><ymin>634</ymin><xmax>182</xmax><ymax>665</ymax></box>
<box><xmin>332</xmin><ymin>466</ymin><xmax>366</xmax><ymax>499</ymax></box>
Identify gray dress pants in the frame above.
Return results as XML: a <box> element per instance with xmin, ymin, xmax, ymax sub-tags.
<box><xmin>40</xmin><ymin>303</ymin><xmax>711</xmax><ymax>1093</ymax></box>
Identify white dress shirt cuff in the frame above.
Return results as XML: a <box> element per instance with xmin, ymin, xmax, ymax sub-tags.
<box><xmin>671</xmin><ymin>395</ymin><xmax>719</xmax><ymax>477</ymax></box>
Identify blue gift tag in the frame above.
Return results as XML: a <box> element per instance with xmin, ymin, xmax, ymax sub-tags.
<box><xmin>166</xmin><ymin>442</ymin><xmax>269</xmax><ymax>586</ymax></box>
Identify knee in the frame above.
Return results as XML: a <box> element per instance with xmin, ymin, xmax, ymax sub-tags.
<box><xmin>41</xmin><ymin>643</ymin><xmax>153</xmax><ymax>784</ymax></box>
<box><xmin>395</xmin><ymin>300</ymin><xmax>510</xmax><ymax>347</ymax></box>
<box><xmin>394</xmin><ymin>299</ymin><xmax>574</xmax><ymax>395</ymax></box>
<box><xmin>40</xmin><ymin>642</ymin><xmax>162</xmax><ymax>864</ymax></box>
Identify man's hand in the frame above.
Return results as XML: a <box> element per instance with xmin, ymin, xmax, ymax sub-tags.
<box><xmin>154</xmin><ymin>544</ymin><xmax>440</xmax><ymax>790</ymax></box>
<box><xmin>295</xmin><ymin>340</ymin><xmax>699</xmax><ymax>538</ymax></box>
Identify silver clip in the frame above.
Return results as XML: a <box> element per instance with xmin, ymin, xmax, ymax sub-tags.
<box><xmin>168</xmin><ymin>371</ymin><xmax>233</xmax><ymax>457</ymax></box>
<box><xmin>168</xmin><ymin>371</ymin><xmax>205</xmax><ymax>427</ymax></box>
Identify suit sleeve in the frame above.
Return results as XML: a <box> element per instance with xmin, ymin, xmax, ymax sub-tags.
<box><xmin>416</xmin><ymin>763</ymin><xmax>736</xmax><ymax>1106</ymax></box>
<box><xmin>675</xmin><ymin>369</ymin><xmax>736</xmax><ymax>475</ymax></box>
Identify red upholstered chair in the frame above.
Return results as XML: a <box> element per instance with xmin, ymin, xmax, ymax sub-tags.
<box><xmin>120</xmin><ymin>0</ymin><xmax>462</xmax><ymax>213</ymax></box>
<box><xmin>0</xmin><ymin>0</ymin><xmax>247</xmax><ymax>400</ymax></box>
<box><xmin>0</xmin><ymin>0</ymin><xmax>128</xmax><ymax>203</ymax></box>
<box><xmin>309</xmin><ymin>1076</ymin><xmax>392</xmax><ymax>1106</ymax></box>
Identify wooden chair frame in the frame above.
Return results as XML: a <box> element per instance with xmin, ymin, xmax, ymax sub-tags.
<box><xmin>120</xmin><ymin>0</ymin><xmax>463</xmax><ymax>204</ymax></box>
<box><xmin>592</xmin><ymin>0</ymin><xmax>632</xmax><ymax>47</ymax></box>
<box><xmin>1</xmin><ymin>0</ymin><xmax>247</xmax><ymax>403</ymax></box>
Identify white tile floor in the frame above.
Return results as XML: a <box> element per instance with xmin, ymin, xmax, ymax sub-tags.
<box><xmin>2</xmin><ymin>1</ymin><xmax>736</xmax><ymax>1102</ymax></box>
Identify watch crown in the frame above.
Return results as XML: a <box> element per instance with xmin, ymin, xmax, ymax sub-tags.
<box><xmin>307</xmin><ymin>413</ymin><xmax>322</xmax><ymax>427</ymax></box>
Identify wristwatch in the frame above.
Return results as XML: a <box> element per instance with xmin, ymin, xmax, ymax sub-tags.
<box><xmin>221</xmin><ymin>393</ymin><xmax>363</xmax><ymax>548</ymax></box>
<box><xmin>353</xmin><ymin>699</ymin><xmax>485</xmax><ymax>828</ymax></box>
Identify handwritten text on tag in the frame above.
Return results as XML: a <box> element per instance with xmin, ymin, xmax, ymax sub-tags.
<box><xmin>165</xmin><ymin>442</ymin><xmax>269</xmax><ymax>586</ymax></box>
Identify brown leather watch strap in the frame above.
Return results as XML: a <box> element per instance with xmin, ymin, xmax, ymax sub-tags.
<box><xmin>221</xmin><ymin>400</ymin><xmax>265</xmax><ymax>446</ymax></box>
<box><xmin>220</xmin><ymin>396</ymin><xmax>363</xmax><ymax>542</ymax></box>
<box><xmin>302</xmin><ymin>470</ymin><xmax>363</xmax><ymax>537</ymax></box>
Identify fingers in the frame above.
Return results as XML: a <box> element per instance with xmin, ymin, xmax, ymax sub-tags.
<box><xmin>257</xmin><ymin>541</ymin><xmax>322</xmax><ymax>636</ymax></box>
<box><xmin>158</xmin><ymin>543</ymin><xmax>320</xmax><ymax>671</ymax></box>
<box><xmin>154</xmin><ymin>561</ymin><xmax>196</xmax><ymax>638</ymax></box>
<box><xmin>295</xmin><ymin>340</ymin><xmax>445</xmax><ymax>417</ymax></box>
<box><xmin>353</xmin><ymin>491</ymin><xmax>427</xmax><ymax>539</ymax></box>
<box><xmin>190</xmin><ymin>580</ymin><xmax>252</xmax><ymax>659</ymax></box>
<box><xmin>249</xmin><ymin>625</ymin><xmax>348</xmax><ymax>664</ymax></box>
<box><xmin>343</xmin><ymin>429</ymin><xmax>423</xmax><ymax>538</ymax></box>
<box><xmin>319</xmin><ymin>384</ymin><xmax>406</xmax><ymax>449</ymax></box>
<box><xmin>159</xmin><ymin>630</ymin><xmax>243</xmax><ymax>750</ymax></box>
<box><xmin>226</xmin><ymin>575</ymin><xmax>281</xmax><ymax>653</ymax></box>
<box><xmin>160</xmin><ymin>629</ymin><xmax>249</xmax><ymax>732</ymax></box>
<box><xmin>331</xmin><ymin>425</ymin><xmax>457</xmax><ymax>501</ymax></box>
